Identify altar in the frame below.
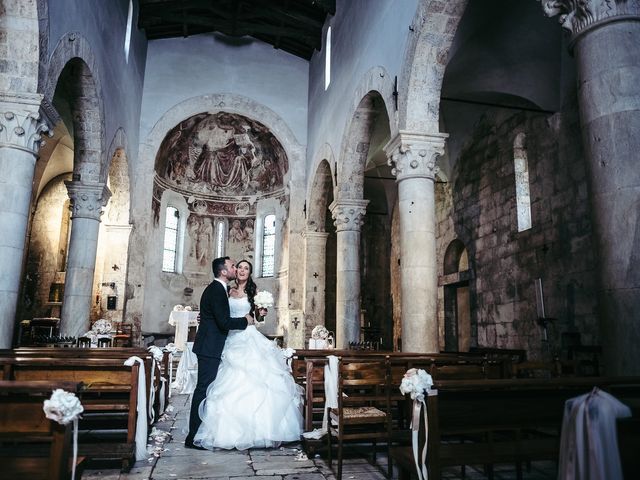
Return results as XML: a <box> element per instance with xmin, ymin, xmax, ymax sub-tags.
<box><xmin>168</xmin><ymin>310</ymin><xmax>199</xmax><ymax>351</ymax></box>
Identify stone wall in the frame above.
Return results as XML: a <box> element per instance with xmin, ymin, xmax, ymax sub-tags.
<box><xmin>437</xmin><ymin>102</ymin><xmax>600</xmax><ymax>360</ymax></box>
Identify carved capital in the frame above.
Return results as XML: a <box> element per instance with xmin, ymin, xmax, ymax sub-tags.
<box><xmin>540</xmin><ymin>0</ymin><xmax>640</xmax><ymax>38</ymax></box>
<box><xmin>65</xmin><ymin>181</ymin><xmax>112</xmax><ymax>221</ymax></box>
<box><xmin>329</xmin><ymin>199</ymin><xmax>369</xmax><ymax>232</ymax></box>
<box><xmin>384</xmin><ymin>131</ymin><xmax>448</xmax><ymax>182</ymax></box>
<box><xmin>0</xmin><ymin>92</ymin><xmax>49</xmax><ymax>154</ymax></box>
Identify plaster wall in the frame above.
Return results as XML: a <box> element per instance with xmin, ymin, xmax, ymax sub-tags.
<box><xmin>22</xmin><ymin>174</ymin><xmax>71</xmax><ymax>321</ymax></box>
<box><xmin>307</xmin><ymin>0</ymin><xmax>418</xmax><ymax>170</ymax></box>
<box><xmin>139</xmin><ymin>34</ymin><xmax>308</xmax><ymax>145</ymax></box>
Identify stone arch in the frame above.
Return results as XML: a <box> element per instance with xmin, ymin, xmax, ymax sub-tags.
<box><xmin>105</xmin><ymin>128</ymin><xmax>131</xmax><ymax>226</ymax></box>
<box><xmin>307</xmin><ymin>146</ymin><xmax>335</xmax><ymax>232</ymax></box>
<box><xmin>398</xmin><ymin>0</ymin><xmax>469</xmax><ymax>133</ymax></box>
<box><xmin>141</xmin><ymin>94</ymin><xmax>304</xmax><ymax>176</ymax></box>
<box><xmin>334</xmin><ymin>67</ymin><xmax>396</xmax><ymax>202</ymax></box>
<box><xmin>44</xmin><ymin>33</ymin><xmax>105</xmax><ymax>183</ymax></box>
<box><xmin>336</xmin><ymin>91</ymin><xmax>391</xmax><ymax>201</ymax></box>
<box><xmin>443</xmin><ymin>238</ymin><xmax>469</xmax><ymax>275</ymax></box>
<box><xmin>2</xmin><ymin>1</ymin><xmax>40</xmax><ymax>93</ymax></box>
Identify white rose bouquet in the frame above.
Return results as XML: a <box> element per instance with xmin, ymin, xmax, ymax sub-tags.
<box><xmin>253</xmin><ymin>290</ymin><xmax>274</xmax><ymax>323</ymax></box>
<box><xmin>399</xmin><ymin>368</ymin><xmax>434</xmax><ymax>402</ymax></box>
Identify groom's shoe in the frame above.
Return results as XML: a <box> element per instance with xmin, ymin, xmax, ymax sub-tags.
<box><xmin>184</xmin><ymin>440</ymin><xmax>207</xmax><ymax>451</ymax></box>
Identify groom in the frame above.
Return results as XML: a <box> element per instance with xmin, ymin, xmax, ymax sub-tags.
<box><xmin>185</xmin><ymin>256</ymin><xmax>255</xmax><ymax>449</ymax></box>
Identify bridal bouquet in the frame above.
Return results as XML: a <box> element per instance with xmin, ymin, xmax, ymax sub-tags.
<box><xmin>399</xmin><ymin>368</ymin><xmax>434</xmax><ymax>402</ymax></box>
<box><xmin>254</xmin><ymin>290</ymin><xmax>274</xmax><ymax>323</ymax></box>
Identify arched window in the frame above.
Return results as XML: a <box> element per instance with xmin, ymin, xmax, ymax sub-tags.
<box><xmin>124</xmin><ymin>0</ymin><xmax>133</xmax><ymax>62</ymax></box>
<box><xmin>324</xmin><ymin>26</ymin><xmax>331</xmax><ymax>90</ymax></box>
<box><xmin>216</xmin><ymin>219</ymin><xmax>226</xmax><ymax>258</ymax></box>
<box><xmin>162</xmin><ymin>206</ymin><xmax>180</xmax><ymax>272</ymax></box>
<box><xmin>514</xmin><ymin>132</ymin><xmax>532</xmax><ymax>232</ymax></box>
<box><xmin>261</xmin><ymin>214</ymin><xmax>276</xmax><ymax>277</ymax></box>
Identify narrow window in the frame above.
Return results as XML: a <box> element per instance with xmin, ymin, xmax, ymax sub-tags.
<box><xmin>261</xmin><ymin>214</ymin><xmax>276</xmax><ymax>277</ymax></box>
<box><xmin>124</xmin><ymin>0</ymin><xmax>133</xmax><ymax>63</ymax></box>
<box><xmin>162</xmin><ymin>206</ymin><xmax>179</xmax><ymax>272</ymax></box>
<box><xmin>514</xmin><ymin>133</ymin><xmax>532</xmax><ymax>232</ymax></box>
<box><xmin>216</xmin><ymin>220</ymin><xmax>225</xmax><ymax>258</ymax></box>
<box><xmin>324</xmin><ymin>26</ymin><xmax>331</xmax><ymax>90</ymax></box>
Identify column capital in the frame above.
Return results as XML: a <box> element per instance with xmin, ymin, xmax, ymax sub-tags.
<box><xmin>0</xmin><ymin>92</ymin><xmax>49</xmax><ymax>154</ymax></box>
<box><xmin>384</xmin><ymin>131</ymin><xmax>448</xmax><ymax>182</ymax></box>
<box><xmin>329</xmin><ymin>199</ymin><xmax>369</xmax><ymax>232</ymax></box>
<box><xmin>65</xmin><ymin>181</ymin><xmax>112</xmax><ymax>221</ymax></box>
<box><xmin>540</xmin><ymin>0</ymin><xmax>640</xmax><ymax>40</ymax></box>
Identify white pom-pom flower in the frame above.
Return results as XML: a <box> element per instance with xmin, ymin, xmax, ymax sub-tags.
<box><xmin>43</xmin><ymin>389</ymin><xmax>84</xmax><ymax>425</ymax></box>
<box><xmin>399</xmin><ymin>368</ymin><xmax>434</xmax><ymax>402</ymax></box>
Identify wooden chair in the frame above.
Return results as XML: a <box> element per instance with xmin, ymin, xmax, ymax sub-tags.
<box><xmin>327</xmin><ymin>358</ymin><xmax>392</xmax><ymax>480</ymax></box>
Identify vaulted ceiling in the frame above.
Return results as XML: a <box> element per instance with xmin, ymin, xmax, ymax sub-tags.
<box><xmin>138</xmin><ymin>0</ymin><xmax>335</xmax><ymax>60</ymax></box>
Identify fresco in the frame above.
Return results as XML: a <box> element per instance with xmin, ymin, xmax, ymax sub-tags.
<box><xmin>155</xmin><ymin>112</ymin><xmax>288</xmax><ymax>197</ymax></box>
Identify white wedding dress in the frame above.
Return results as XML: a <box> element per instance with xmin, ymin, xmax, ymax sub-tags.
<box><xmin>193</xmin><ymin>295</ymin><xmax>303</xmax><ymax>450</ymax></box>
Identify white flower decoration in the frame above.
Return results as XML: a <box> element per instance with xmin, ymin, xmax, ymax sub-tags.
<box><xmin>173</xmin><ymin>304</ymin><xmax>185</xmax><ymax>312</ymax></box>
<box><xmin>311</xmin><ymin>325</ymin><xmax>329</xmax><ymax>340</ymax></box>
<box><xmin>254</xmin><ymin>290</ymin><xmax>274</xmax><ymax>309</ymax></box>
<box><xmin>92</xmin><ymin>319</ymin><xmax>112</xmax><ymax>335</ymax></box>
<box><xmin>148</xmin><ymin>346</ymin><xmax>164</xmax><ymax>362</ymax></box>
<box><xmin>399</xmin><ymin>368</ymin><xmax>434</xmax><ymax>402</ymax></box>
<box><xmin>43</xmin><ymin>389</ymin><xmax>84</xmax><ymax>425</ymax></box>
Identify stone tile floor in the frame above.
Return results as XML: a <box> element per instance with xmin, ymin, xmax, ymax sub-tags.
<box><xmin>83</xmin><ymin>393</ymin><xmax>557</xmax><ymax>480</ymax></box>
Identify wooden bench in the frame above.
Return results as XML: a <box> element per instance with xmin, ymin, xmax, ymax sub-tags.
<box><xmin>0</xmin><ymin>356</ymin><xmax>141</xmax><ymax>470</ymax></box>
<box><xmin>0</xmin><ymin>380</ymin><xmax>86</xmax><ymax>480</ymax></box>
<box><xmin>7</xmin><ymin>347</ymin><xmax>170</xmax><ymax>421</ymax></box>
<box><xmin>390</xmin><ymin>376</ymin><xmax>640</xmax><ymax>480</ymax></box>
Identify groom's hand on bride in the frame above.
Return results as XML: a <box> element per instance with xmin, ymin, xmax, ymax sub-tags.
<box><xmin>245</xmin><ymin>313</ymin><xmax>255</xmax><ymax>325</ymax></box>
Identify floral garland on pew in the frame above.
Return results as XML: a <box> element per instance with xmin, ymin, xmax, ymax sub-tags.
<box><xmin>43</xmin><ymin>389</ymin><xmax>84</xmax><ymax>480</ymax></box>
<box><xmin>399</xmin><ymin>368</ymin><xmax>437</xmax><ymax>480</ymax></box>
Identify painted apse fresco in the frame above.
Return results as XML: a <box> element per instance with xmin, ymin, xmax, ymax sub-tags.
<box><xmin>153</xmin><ymin>112</ymin><xmax>288</xmax><ymax>276</ymax></box>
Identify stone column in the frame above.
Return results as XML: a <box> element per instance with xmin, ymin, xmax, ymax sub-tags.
<box><xmin>541</xmin><ymin>1</ymin><xmax>640</xmax><ymax>374</ymax></box>
<box><xmin>303</xmin><ymin>231</ymin><xmax>329</xmax><ymax>339</ymax></box>
<box><xmin>384</xmin><ymin>131</ymin><xmax>448</xmax><ymax>353</ymax></box>
<box><xmin>329</xmin><ymin>199</ymin><xmax>368</xmax><ymax>348</ymax></box>
<box><xmin>61</xmin><ymin>181</ymin><xmax>111</xmax><ymax>337</ymax></box>
<box><xmin>0</xmin><ymin>93</ymin><xmax>47</xmax><ymax>348</ymax></box>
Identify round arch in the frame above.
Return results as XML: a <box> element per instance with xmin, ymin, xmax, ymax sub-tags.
<box><xmin>44</xmin><ymin>33</ymin><xmax>105</xmax><ymax>183</ymax></box>
<box><xmin>307</xmin><ymin>157</ymin><xmax>335</xmax><ymax>232</ymax></box>
<box><xmin>397</xmin><ymin>0</ymin><xmax>469</xmax><ymax>133</ymax></box>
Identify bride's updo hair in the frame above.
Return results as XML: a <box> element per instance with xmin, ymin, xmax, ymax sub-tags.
<box><xmin>236</xmin><ymin>260</ymin><xmax>257</xmax><ymax>314</ymax></box>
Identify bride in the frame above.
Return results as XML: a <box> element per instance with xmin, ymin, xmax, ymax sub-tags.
<box><xmin>193</xmin><ymin>259</ymin><xmax>303</xmax><ymax>450</ymax></box>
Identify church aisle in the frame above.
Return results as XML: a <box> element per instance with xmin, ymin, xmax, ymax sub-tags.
<box><xmin>82</xmin><ymin>393</ymin><xmax>555</xmax><ymax>480</ymax></box>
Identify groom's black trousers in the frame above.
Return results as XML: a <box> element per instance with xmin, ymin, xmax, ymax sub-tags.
<box><xmin>187</xmin><ymin>354</ymin><xmax>222</xmax><ymax>442</ymax></box>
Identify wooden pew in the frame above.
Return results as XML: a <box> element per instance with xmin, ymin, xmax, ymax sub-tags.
<box><xmin>0</xmin><ymin>356</ymin><xmax>140</xmax><ymax>470</ymax></box>
<box><xmin>390</xmin><ymin>376</ymin><xmax>640</xmax><ymax>480</ymax></box>
<box><xmin>0</xmin><ymin>380</ymin><xmax>85</xmax><ymax>480</ymax></box>
<box><xmin>7</xmin><ymin>347</ymin><xmax>170</xmax><ymax>421</ymax></box>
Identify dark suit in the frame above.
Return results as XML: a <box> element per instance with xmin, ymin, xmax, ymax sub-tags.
<box><xmin>186</xmin><ymin>279</ymin><xmax>248</xmax><ymax>443</ymax></box>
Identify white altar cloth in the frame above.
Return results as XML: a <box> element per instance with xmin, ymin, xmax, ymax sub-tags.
<box><xmin>168</xmin><ymin>311</ymin><xmax>199</xmax><ymax>351</ymax></box>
